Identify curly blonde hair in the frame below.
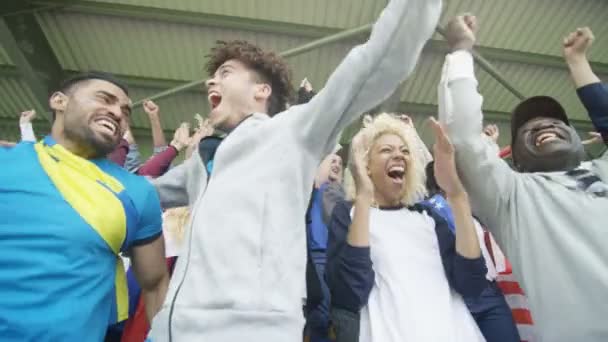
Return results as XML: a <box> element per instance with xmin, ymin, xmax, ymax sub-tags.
<box><xmin>345</xmin><ymin>113</ymin><xmax>427</xmax><ymax>206</ymax></box>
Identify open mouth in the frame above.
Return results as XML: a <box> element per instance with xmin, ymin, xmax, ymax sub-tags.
<box><xmin>534</xmin><ymin>130</ymin><xmax>563</xmax><ymax>146</ymax></box>
<box><xmin>208</xmin><ymin>91</ymin><xmax>222</xmax><ymax>110</ymax></box>
<box><xmin>93</xmin><ymin>116</ymin><xmax>118</xmax><ymax>136</ymax></box>
<box><xmin>387</xmin><ymin>165</ymin><xmax>405</xmax><ymax>184</ymax></box>
<box><xmin>330</xmin><ymin>166</ymin><xmax>341</xmax><ymax>174</ymax></box>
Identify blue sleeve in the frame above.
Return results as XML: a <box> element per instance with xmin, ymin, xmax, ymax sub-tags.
<box><xmin>422</xmin><ymin>205</ymin><xmax>488</xmax><ymax>298</ymax></box>
<box><xmin>326</xmin><ymin>200</ymin><xmax>374</xmax><ymax>313</ymax></box>
<box><xmin>125</xmin><ymin>144</ymin><xmax>142</xmax><ymax>173</ymax></box>
<box><xmin>577</xmin><ymin>83</ymin><xmax>608</xmax><ymax>144</ymax></box>
<box><xmin>132</xmin><ymin>183</ymin><xmax>163</xmax><ymax>245</ymax></box>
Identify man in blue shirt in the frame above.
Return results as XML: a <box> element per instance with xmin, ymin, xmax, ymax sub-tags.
<box><xmin>0</xmin><ymin>72</ymin><xmax>169</xmax><ymax>341</ymax></box>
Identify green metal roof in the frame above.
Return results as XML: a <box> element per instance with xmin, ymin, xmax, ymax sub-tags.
<box><xmin>1</xmin><ymin>0</ymin><xmax>607</xmax><ymax>147</ymax></box>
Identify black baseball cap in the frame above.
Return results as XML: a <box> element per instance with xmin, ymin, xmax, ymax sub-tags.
<box><xmin>510</xmin><ymin>96</ymin><xmax>570</xmax><ymax>145</ymax></box>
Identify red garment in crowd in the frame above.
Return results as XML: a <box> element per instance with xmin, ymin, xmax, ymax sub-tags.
<box><xmin>499</xmin><ymin>145</ymin><xmax>512</xmax><ymax>159</ymax></box>
<box><xmin>484</xmin><ymin>231</ymin><xmax>536</xmax><ymax>342</ymax></box>
<box><xmin>108</xmin><ymin>139</ymin><xmax>129</xmax><ymax>167</ymax></box>
<box><xmin>137</xmin><ymin>146</ymin><xmax>178</xmax><ymax>177</ymax></box>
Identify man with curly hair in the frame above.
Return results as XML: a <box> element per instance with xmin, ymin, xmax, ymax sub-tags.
<box><xmin>150</xmin><ymin>0</ymin><xmax>442</xmax><ymax>340</ymax></box>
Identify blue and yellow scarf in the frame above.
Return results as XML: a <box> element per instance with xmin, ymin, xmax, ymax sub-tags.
<box><xmin>34</xmin><ymin>136</ymin><xmax>137</xmax><ymax>322</ymax></box>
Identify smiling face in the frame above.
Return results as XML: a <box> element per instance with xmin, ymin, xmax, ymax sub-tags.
<box><xmin>205</xmin><ymin>59</ymin><xmax>271</xmax><ymax>131</ymax></box>
<box><xmin>512</xmin><ymin>116</ymin><xmax>585</xmax><ymax>172</ymax></box>
<box><xmin>316</xmin><ymin>153</ymin><xmax>344</xmax><ymax>186</ymax></box>
<box><xmin>51</xmin><ymin>79</ymin><xmax>131</xmax><ymax>159</ymax></box>
<box><xmin>368</xmin><ymin>133</ymin><xmax>411</xmax><ymax>207</ymax></box>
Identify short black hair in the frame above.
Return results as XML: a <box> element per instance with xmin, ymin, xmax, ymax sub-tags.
<box><xmin>52</xmin><ymin>71</ymin><xmax>129</xmax><ymax>121</ymax></box>
<box><xmin>425</xmin><ymin>161</ymin><xmax>442</xmax><ymax>196</ymax></box>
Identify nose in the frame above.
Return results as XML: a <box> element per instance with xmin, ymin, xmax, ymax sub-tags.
<box><xmin>205</xmin><ymin>77</ymin><xmax>217</xmax><ymax>89</ymax></box>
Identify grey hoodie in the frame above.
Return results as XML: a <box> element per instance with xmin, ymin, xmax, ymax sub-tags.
<box><xmin>149</xmin><ymin>0</ymin><xmax>442</xmax><ymax>341</ymax></box>
<box><xmin>439</xmin><ymin>50</ymin><xmax>608</xmax><ymax>342</ymax></box>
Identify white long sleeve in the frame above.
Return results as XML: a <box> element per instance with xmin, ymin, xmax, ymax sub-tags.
<box><xmin>437</xmin><ymin>50</ymin><xmax>516</xmax><ymax>232</ymax></box>
<box><xmin>20</xmin><ymin>123</ymin><xmax>36</xmax><ymax>142</ymax></box>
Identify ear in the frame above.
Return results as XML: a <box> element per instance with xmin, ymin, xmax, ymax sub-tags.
<box><xmin>49</xmin><ymin>91</ymin><xmax>68</xmax><ymax>115</ymax></box>
<box><xmin>254</xmin><ymin>83</ymin><xmax>272</xmax><ymax>102</ymax></box>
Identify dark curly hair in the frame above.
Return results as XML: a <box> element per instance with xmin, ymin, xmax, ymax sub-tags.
<box><xmin>205</xmin><ymin>40</ymin><xmax>294</xmax><ymax>116</ymax></box>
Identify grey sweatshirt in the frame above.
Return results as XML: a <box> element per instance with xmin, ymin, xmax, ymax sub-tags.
<box><xmin>148</xmin><ymin>1</ymin><xmax>442</xmax><ymax>341</ymax></box>
<box><xmin>439</xmin><ymin>50</ymin><xmax>608</xmax><ymax>342</ymax></box>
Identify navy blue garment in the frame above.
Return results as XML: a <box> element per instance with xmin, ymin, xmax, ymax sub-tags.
<box><xmin>577</xmin><ymin>82</ymin><xmax>608</xmax><ymax>143</ymax></box>
<box><xmin>422</xmin><ymin>194</ymin><xmax>520</xmax><ymax>342</ymax></box>
<box><xmin>305</xmin><ymin>184</ymin><xmax>333</xmax><ymax>342</ymax></box>
<box><xmin>326</xmin><ymin>200</ymin><xmax>488</xmax><ymax>313</ymax></box>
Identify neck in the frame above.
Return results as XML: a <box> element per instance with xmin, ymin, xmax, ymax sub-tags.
<box><xmin>51</xmin><ymin>126</ymin><xmax>94</xmax><ymax>159</ymax></box>
<box><xmin>373</xmin><ymin>190</ymin><xmax>402</xmax><ymax>208</ymax></box>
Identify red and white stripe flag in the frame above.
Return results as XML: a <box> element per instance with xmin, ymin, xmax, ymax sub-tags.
<box><xmin>484</xmin><ymin>231</ymin><xmax>536</xmax><ymax>342</ymax></box>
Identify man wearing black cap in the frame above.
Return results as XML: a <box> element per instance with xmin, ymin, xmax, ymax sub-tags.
<box><xmin>438</xmin><ymin>15</ymin><xmax>608</xmax><ymax>342</ymax></box>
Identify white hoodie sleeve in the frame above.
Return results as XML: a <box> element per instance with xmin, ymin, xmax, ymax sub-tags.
<box><xmin>281</xmin><ymin>0</ymin><xmax>442</xmax><ymax>158</ymax></box>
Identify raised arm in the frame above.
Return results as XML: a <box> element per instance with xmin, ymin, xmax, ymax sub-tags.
<box><xmin>285</xmin><ymin>0</ymin><xmax>442</xmax><ymax>157</ymax></box>
<box><xmin>143</xmin><ymin>100</ymin><xmax>168</xmax><ymax>150</ymax></box>
<box><xmin>438</xmin><ymin>15</ymin><xmax>516</xmax><ymax>231</ymax></box>
<box><xmin>563</xmin><ymin>28</ymin><xmax>608</xmax><ymax>144</ymax></box>
<box><xmin>19</xmin><ymin>110</ymin><xmax>37</xmax><ymax>142</ymax></box>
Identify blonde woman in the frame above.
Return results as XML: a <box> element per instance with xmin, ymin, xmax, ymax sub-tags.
<box><xmin>326</xmin><ymin>114</ymin><xmax>487</xmax><ymax>341</ymax></box>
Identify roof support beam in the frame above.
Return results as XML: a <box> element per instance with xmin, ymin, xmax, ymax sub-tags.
<box><xmin>31</xmin><ymin>0</ymin><xmax>608</xmax><ymax>75</ymax></box>
<box><xmin>130</xmin><ymin>22</ymin><xmax>373</xmax><ymax>106</ymax></box>
<box><xmin>0</xmin><ymin>11</ymin><xmax>65</xmax><ymax>121</ymax></box>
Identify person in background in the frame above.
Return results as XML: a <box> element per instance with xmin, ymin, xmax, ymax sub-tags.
<box><xmin>0</xmin><ymin>72</ymin><xmax>169</xmax><ymax>341</ymax></box>
<box><xmin>124</xmin><ymin>100</ymin><xmax>169</xmax><ymax>173</ymax></box>
<box><xmin>327</xmin><ymin>113</ymin><xmax>486</xmax><ymax>342</ymax></box>
<box><xmin>439</xmin><ymin>15</ymin><xmax>608</xmax><ymax>342</ymax></box>
<box><xmin>305</xmin><ymin>150</ymin><xmax>344</xmax><ymax>342</ymax></box>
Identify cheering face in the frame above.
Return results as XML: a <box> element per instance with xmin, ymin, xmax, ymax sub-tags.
<box><xmin>206</xmin><ymin>59</ymin><xmax>267</xmax><ymax>131</ymax></box>
<box><xmin>512</xmin><ymin>116</ymin><xmax>585</xmax><ymax>172</ymax></box>
<box><xmin>317</xmin><ymin>153</ymin><xmax>344</xmax><ymax>185</ymax></box>
<box><xmin>57</xmin><ymin>79</ymin><xmax>131</xmax><ymax>158</ymax></box>
<box><xmin>368</xmin><ymin>133</ymin><xmax>411</xmax><ymax>206</ymax></box>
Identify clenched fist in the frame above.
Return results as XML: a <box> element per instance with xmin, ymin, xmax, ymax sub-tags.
<box><xmin>446</xmin><ymin>14</ymin><xmax>478</xmax><ymax>52</ymax></box>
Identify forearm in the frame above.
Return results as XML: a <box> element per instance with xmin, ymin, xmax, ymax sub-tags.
<box><xmin>141</xmin><ymin>272</ymin><xmax>170</xmax><ymax>322</ymax></box>
<box><xmin>137</xmin><ymin>146</ymin><xmax>178</xmax><ymax>177</ymax></box>
<box><xmin>448</xmin><ymin>192</ymin><xmax>481</xmax><ymax>259</ymax></box>
<box><xmin>292</xmin><ymin>0</ymin><xmax>441</xmax><ymax>155</ymax></box>
<box><xmin>576</xmin><ymin>83</ymin><xmax>608</xmax><ymax>142</ymax></box>
<box><xmin>567</xmin><ymin>57</ymin><xmax>601</xmax><ymax>88</ymax></box>
<box><xmin>20</xmin><ymin>123</ymin><xmax>36</xmax><ymax>142</ymax></box>
<box><xmin>347</xmin><ymin>195</ymin><xmax>372</xmax><ymax>247</ymax></box>
<box><xmin>148</xmin><ymin>116</ymin><xmax>167</xmax><ymax>148</ymax></box>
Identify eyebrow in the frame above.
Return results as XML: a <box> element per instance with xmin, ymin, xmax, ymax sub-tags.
<box><xmin>97</xmin><ymin>90</ymin><xmax>132</xmax><ymax>116</ymax></box>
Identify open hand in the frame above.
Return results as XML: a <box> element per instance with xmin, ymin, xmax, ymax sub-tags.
<box><xmin>170</xmin><ymin>123</ymin><xmax>190</xmax><ymax>151</ymax></box>
<box><xmin>483</xmin><ymin>124</ymin><xmax>499</xmax><ymax>143</ymax></box>
<box><xmin>582</xmin><ymin>131</ymin><xmax>602</xmax><ymax>145</ymax></box>
<box><xmin>430</xmin><ymin>117</ymin><xmax>465</xmax><ymax>197</ymax></box>
<box><xmin>300</xmin><ymin>78</ymin><xmax>313</xmax><ymax>92</ymax></box>
<box><xmin>350</xmin><ymin>131</ymin><xmax>374</xmax><ymax>198</ymax></box>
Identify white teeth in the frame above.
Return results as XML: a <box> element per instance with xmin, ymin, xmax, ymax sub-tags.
<box><xmin>536</xmin><ymin>132</ymin><xmax>557</xmax><ymax>146</ymax></box>
<box><xmin>96</xmin><ymin>118</ymin><xmax>116</xmax><ymax>134</ymax></box>
<box><xmin>389</xmin><ymin>166</ymin><xmax>405</xmax><ymax>172</ymax></box>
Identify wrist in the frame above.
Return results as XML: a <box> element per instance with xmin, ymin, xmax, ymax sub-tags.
<box><xmin>450</xmin><ymin>41</ymin><xmax>474</xmax><ymax>53</ymax></box>
<box><xmin>355</xmin><ymin>192</ymin><xmax>373</xmax><ymax>204</ymax></box>
<box><xmin>170</xmin><ymin>141</ymin><xmax>185</xmax><ymax>151</ymax></box>
<box><xmin>565</xmin><ymin>55</ymin><xmax>588</xmax><ymax>66</ymax></box>
<box><xmin>147</xmin><ymin>113</ymin><xmax>160</xmax><ymax>121</ymax></box>
<box><xmin>446</xmin><ymin>190</ymin><xmax>468</xmax><ymax>202</ymax></box>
